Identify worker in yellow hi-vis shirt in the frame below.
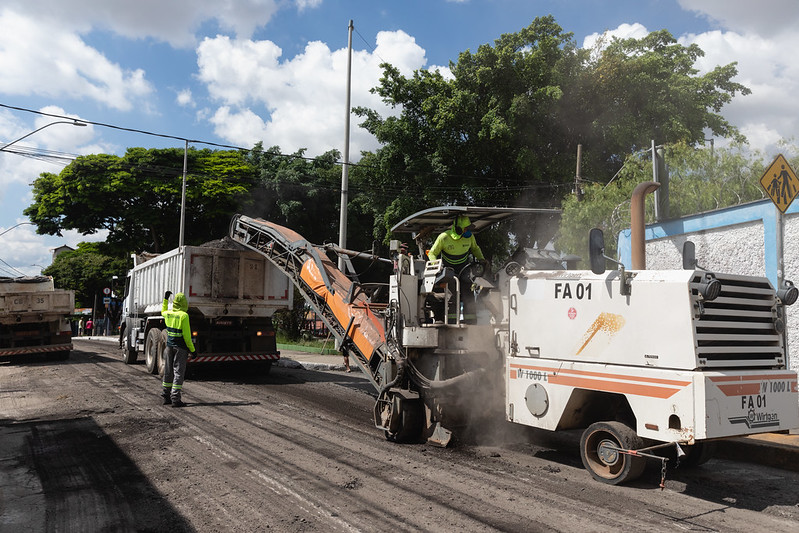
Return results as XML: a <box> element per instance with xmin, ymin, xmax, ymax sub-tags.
<box><xmin>161</xmin><ymin>291</ymin><xmax>196</xmax><ymax>407</ymax></box>
<box><xmin>427</xmin><ymin>215</ymin><xmax>486</xmax><ymax>323</ymax></box>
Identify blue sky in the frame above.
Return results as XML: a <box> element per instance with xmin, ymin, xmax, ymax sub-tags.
<box><xmin>0</xmin><ymin>0</ymin><xmax>797</xmax><ymax>276</ymax></box>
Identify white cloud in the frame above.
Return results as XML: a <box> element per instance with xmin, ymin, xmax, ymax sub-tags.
<box><xmin>176</xmin><ymin>89</ymin><xmax>195</xmax><ymax>108</ymax></box>
<box><xmin>0</xmin><ymin>9</ymin><xmax>154</xmax><ymax>112</ymax></box>
<box><xmin>582</xmin><ymin>17</ymin><xmax>799</xmax><ymax>154</ymax></box>
<box><xmin>676</xmin><ymin>28</ymin><xmax>799</xmax><ymax>153</ymax></box>
<box><xmin>0</xmin><ymin>107</ymin><xmax>97</xmax><ymax>189</ymax></box>
<box><xmin>197</xmin><ymin>30</ymin><xmax>428</xmax><ymax>157</ymax></box>
<box><xmin>676</xmin><ymin>0</ymin><xmax>799</xmax><ymax>37</ymax></box>
<box><xmin>0</xmin><ymin>220</ymin><xmax>108</xmax><ymax>277</ymax></box>
<box><xmin>582</xmin><ymin>22</ymin><xmax>649</xmax><ymax>52</ymax></box>
<box><xmin>2</xmin><ymin>0</ymin><xmax>288</xmax><ymax>48</ymax></box>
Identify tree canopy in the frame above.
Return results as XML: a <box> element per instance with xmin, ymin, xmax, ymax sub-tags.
<box><xmin>25</xmin><ymin>147</ymin><xmax>257</xmax><ymax>254</ymax></box>
<box><xmin>353</xmin><ymin>17</ymin><xmax>750</xmax><ymax>245</ymax></box>
<box><xmin>556</xmin><ymin>142</ymin><xmax>777</xmax><ymax>262</ymax></box>
<box><xmin>42</xmin><ymin>242</ymin><xmax>130</xmax><ymax>308</ymax></box>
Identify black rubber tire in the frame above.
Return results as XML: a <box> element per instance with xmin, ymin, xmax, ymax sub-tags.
<box><xmin>157</xmin><ymin>329</ymin><xmax>168</xmax><ymax>377</ymax></box>
<box><xmin>580</xmin><ymin>421</ymin><xmax>647</xmax><ymax>485</ymax></box>
<box><xmin>122</xmin><ymin>333</ymin><xmax>137</xmax><ymax>364</ymax></box>
<box><xmin>144</xmin><ymin>328</ymin><xmax>161</xmax><ymax>374</ymax></box>
<box><xmin>384</xmin><ymin>396</ymin><xmax>424</xmax><ymax>444</ymax></box>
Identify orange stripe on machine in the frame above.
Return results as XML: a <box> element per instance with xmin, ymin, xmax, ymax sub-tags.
<box><xmin>509</xmin><ymin>363</ymin><xmax>689</xmax><ymax>399</ymax></box>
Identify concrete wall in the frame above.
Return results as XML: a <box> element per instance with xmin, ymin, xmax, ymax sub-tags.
<box><xmin>617</xmin><ymin>198</ymin><xmax>799</xmax><ymax>372</ymax></box>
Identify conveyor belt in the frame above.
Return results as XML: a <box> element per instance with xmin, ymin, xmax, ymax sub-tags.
<box><xmin>230</xmin><ymin>215</ymin><xmax>401</xmax><ymax>393</ymax></box>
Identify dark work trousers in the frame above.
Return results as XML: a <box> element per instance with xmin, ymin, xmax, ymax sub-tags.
<box><xmin>162</xmin><ymin>346</ymin><xmax>189</xmax><ymax>401</ymax></box>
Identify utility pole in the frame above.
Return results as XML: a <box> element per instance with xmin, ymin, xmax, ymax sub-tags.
<box><xmin>574</xmin><ymin>144</ymin><xmax>583</xmax><ymax>201</ymax></box>
<box><xmin>338</xmin><ymin>20</ymin><xmax>354</xmax><ymax>270</ymax></box>
<box><xmin>179</xmin><ymin>140</ymin><xmax>188</xmax><ymax>248</ymax></box>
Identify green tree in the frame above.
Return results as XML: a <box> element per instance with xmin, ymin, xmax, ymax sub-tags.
<box><xmin>353</xmin><ymin>17</ymin><xmax>750</xmax><ymax>247</ymax></box>
<box><xmin>244</xmin><ymin>143</ymin><xmax>353</xmax><ymax>246</ymax></box>
<box><xmin>557</xmin><ymin>142</ymin><xmax>772</xmax><ymax>263</ymax></box>
<box><xmin>43</xmin><ymin>242</ymin><xmax>130</xmax><ymax>307</ymax></box>
<box><xmin>25</xmin><ymin>147</ymin><xmax>257</xmax><ymax>254</ymax></box>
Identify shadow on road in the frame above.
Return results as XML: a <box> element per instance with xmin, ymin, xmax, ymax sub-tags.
<box><xmin>0</xmin><ymin>416</ymin><xmax>193</xmax><ymax>532</ymax></box>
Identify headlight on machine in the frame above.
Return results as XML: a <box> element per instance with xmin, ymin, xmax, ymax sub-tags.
<box><xmin>697</xmin><ymin>273</ymin><xmax>721</xmax><ymax>301</ymax></box>
<box><xmin>777</xmin><ymin>280</ymin><xmax>798</xmax><ymax>306</ymax></box>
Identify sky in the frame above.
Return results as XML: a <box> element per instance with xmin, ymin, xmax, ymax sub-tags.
<box><xmin>0</xmin><ymin>0</ymin><xmax>798</xmax><ymax>276</ymax></box>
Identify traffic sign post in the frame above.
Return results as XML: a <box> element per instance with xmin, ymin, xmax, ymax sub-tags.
<box><xmin>760</xmin><ymin>154</ymin><xmax>799</xmax><ymax>214</ymax></box>
<box><xmin>759</xmin><ymin>154</ymin><xmax>798</xmax><ymax>292</ymax></box>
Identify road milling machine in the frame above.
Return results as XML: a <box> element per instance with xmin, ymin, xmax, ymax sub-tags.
<box><xmin>230</xmin><ymin>203</ymin><xmax>799</xmax><ymax>485</ymax></box>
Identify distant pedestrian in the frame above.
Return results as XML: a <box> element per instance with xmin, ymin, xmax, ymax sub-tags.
<box><xmin>85</xmin><ymin>319</ymin><xmax>93</xmax><ymax>337</ymax></box>
<box><xmin>161</xmin><ymin>291</ymin><xmax>197</xmax><ymax>407</ymax></box>
<box><xmin>78</xmin><ymin>318</ymin><xmax>84</xmax><ymax>336</ymax></box>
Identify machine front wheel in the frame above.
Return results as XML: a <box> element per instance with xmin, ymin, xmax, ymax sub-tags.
<box><xmin>580</xmin><ymin>421</ymin><xmax>646</xmax><ymax>485</ymax></box>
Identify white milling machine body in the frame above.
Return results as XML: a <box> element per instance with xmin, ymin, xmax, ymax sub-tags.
<box><xmin>389</xmin><ymin>207</ymin><xmax>799</xmax><ymax>485</ymax></box>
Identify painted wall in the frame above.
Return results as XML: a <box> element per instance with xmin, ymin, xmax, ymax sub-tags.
<box><xmin>617</xmin><ymin>198</ymin><xmax>799</xmax><ymax>372</ymax></box>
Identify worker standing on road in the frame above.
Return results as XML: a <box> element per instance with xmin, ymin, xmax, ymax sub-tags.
<box><xmin>161</xmin><ymin>291</ymin><xmax>196</xmax><ymax>407</ymax></box>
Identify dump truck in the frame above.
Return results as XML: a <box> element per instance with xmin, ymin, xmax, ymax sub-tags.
<box><xmin>119</xmin><ymin>239</ymin><xmax>292</xmax><ymax>375</ymax></box>
<box><xmin>0</xmin><ymin>276</ymin><xmax>74</xmax><ymax>361</ymax></box>
<box><xmin>229</xmin><ymin>198</ymin><xmax>799</xmax><ymax>485</ymax></box>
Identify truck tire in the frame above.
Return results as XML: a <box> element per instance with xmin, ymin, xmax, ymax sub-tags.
<box><xmin>122</xmin><ymin>333</ymin><xmax>137</xmax><ymax>364</ymax></box>
<box><xmin>145</xmin><ymin>328</ymin><xmax>161</xmax><ymax>374</ymax></box>
<box><xmin>157</xmin><ymin>329</ymin><xmax>168</xmax><ymax>377</ymax></box>
<box><xmin>580</xmin><ymin>421</ymin><xmax>646</xmax><ymax>485</ymax></box>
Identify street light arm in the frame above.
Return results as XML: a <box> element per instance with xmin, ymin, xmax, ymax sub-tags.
<box><xmin>0</xmin><ymin>221</ymin><xmax>34</xmax><ymax>238</ymax></box>
<box><xmin>0</xmin><ymin>120</ymin><xmax>87</xmax><ymax>152</ymax></box>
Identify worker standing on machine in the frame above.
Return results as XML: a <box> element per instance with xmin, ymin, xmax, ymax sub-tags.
<box><xmin>427</xmin><ymin>215</ymin><xmax>486</xmax><ymax>322</ymax></box>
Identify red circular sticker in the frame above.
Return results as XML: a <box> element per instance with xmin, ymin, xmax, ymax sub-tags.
<box><xmin>568</xmin><ymin>307</ymin><xmax>577</xmax><ymax>320</ymax></box>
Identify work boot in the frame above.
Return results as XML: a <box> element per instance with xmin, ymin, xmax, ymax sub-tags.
<box><xmin>161</xmin><ymin>396</ymin><xmax>172</xmax><ymax>405</ymax></box>
<box><xmin>171</xmin><ymin>399</ymin><xmax>186</xmax><ymax>408</ymax></box>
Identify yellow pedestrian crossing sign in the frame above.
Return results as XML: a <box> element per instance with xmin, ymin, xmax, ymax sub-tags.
<box><xmin>760</xmin><ymin>154</ymin><xmax>799</xmax><ymax>213</ymax></box>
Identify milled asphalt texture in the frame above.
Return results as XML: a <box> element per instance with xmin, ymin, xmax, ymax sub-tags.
<box><xmin>77</xmin><ymin>336</ymin><xmax>799</xmax><ymax>473</ymax></box>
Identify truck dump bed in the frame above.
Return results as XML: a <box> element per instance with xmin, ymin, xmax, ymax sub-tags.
<box><xmin>130</xmin><ymin>242</ymin><xmax>291</xmax><ymax>318</ymax></box>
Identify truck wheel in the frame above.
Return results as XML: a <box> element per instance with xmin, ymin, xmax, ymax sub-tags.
<box><xmin>157</xmin><ymin>329</ymin><xmax>168</xmax><ymax>377</ymax></box>
<box><xmin>122</xmin><ymin>334</ymin><xmax>137</xmax><ymax>364</ymax></box>
<box><xmin>384</xmin><ymin>395</ymin><xmax>424</xmax><ymax>444</ymax></box>
<box><xmin>145</xmin><ymin>328</ymin><xmax>161</xmax><ymax>374</ymax></box>
<box><xmin>580</xmin><ymin>421</ymin><xmax>646</xmax><ymax>485</ymax></box>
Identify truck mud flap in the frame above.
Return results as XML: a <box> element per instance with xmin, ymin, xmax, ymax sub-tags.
<box><xmin>190</xmin><ymin>353</ymin><xmax>280</xmax><ymax>363</ymax></box>
<box><xmin>0</xmin><ymin>343</ymin><xmax>73</xmax><ymax>356</ymax></box>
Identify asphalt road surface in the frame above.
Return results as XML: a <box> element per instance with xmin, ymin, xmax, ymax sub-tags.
<box><xmin>1</xmin><ymin>339</ymin><xmax>798</xmax><ymax>532</ymax></box>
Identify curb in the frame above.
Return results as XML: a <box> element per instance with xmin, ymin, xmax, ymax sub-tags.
<box><xmin>716</xmin><ymin>435</ymin><xmax>799</xmax><ymax>473</ymax></box>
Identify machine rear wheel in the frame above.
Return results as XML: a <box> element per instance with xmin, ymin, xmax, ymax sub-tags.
<box><xmin>580</xmin><ymin>421</ymin><xmax>646</xmax><ymax>485</ymax></box>
<box><xmin>145</xmin><ymin>328</ymin><xmax>161</xmax><ymax>374</ymax></box>
<box><xmin>384</xmin><ymin>395</ymin><xmax>424</xmax><ymax>444</ymax></box>
<box><xmin>157</xmin><ymin>329</ymin><xmax>168</xmax><ymax>377</ymax></box>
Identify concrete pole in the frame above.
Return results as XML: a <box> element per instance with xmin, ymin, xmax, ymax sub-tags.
<box><xmin>630</xmin><ymin>181</ymin><xmax>660</xmax><ymax>270</ymax></box>
<box><xmin>179</xmin><ymin>140</ymin><xmax>188</xmax><ymax>248</ymax></box>
<box><xmin>338</xmin><ymin>20</ymin><xmax>354</xmax><ymax>270</ymax></box>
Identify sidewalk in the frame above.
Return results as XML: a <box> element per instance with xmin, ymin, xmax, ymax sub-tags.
<box><xmin>74</xmin><ymin>337</ymin><xmax>799</xmax><ymax>471</ymax></box>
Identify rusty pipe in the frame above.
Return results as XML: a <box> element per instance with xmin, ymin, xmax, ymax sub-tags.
<box><xmin>630</xmin><ymin>181</ymin><xmax>660</xmax><ymax>270</ymax></box>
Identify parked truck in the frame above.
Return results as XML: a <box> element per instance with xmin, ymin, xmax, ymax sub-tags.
<box><xmin>230</xmin><ymin>198</ymin><xmax>799</xmax><ymax>486</ymax></box>
<box><xmin>119</xmin><ymin>238</ymin><xmax>292</xmax><ymax>375</ymax></box>
<box><xmin>0</xmin><ymin>276</ymin><xmax>74</xmax><ymax>361</ymax></box>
